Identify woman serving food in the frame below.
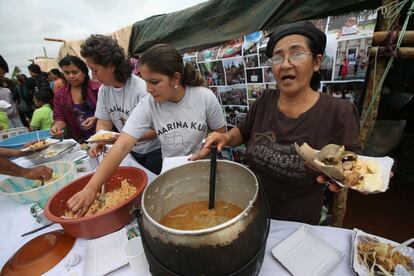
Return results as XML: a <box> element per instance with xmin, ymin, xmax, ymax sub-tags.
<box><xmin>198</xmin><ymin>21</ymin><xmax>362</xmax><ymax>225</ymax></box>
<box><xmin>67</xmin><ymin>44</ymin><xmax>226</xmax><ymax>216</ymax></box>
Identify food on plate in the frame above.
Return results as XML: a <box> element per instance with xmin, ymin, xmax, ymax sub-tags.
<box><xmin>160</xmin><ymin>201</ymin><xmax>242</xmax><ymax>230</ymax></box>
<box><xmin>22</xmin><ymin>140</ymin><xmax>51</xmax><ymax>151</ymax></box>
<box><xmin>87</xmin><ymin>131</ymin><xmax>119</xmax><ymax>143</ymax></box>
<box><xmin>63</xmin><ymin>180</ymin><xmax>136</xmax><ymax>218</ymax></box>
<box><xmin>295</xmin><ymin>143</ymin><xmax>383</xmax><ymax>191</ymax></box>
<box><xmin>357</xmin><ymin>237</ymin><xmax>413</xmax><ymax>275</ymax></box>
<box><xmin>31</xmin><ymin>173</ymin><xmax>61</xmax><ymax>189</ymax></box>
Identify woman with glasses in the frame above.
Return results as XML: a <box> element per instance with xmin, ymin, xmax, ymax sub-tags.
<box><xmin>197</xmin><ymin>21</ymin><xmax>361</xmax><ymax>225</ymax></box>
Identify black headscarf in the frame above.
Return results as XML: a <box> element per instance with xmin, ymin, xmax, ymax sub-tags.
<box><xmin>266</xmin><ymin>21</ymin><xmax>327</xmax><ymax>58</ymax></box>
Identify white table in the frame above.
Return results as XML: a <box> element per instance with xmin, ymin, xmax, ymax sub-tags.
<box><xmin>0</xmin><ymin>156</ymin><xmax>355</xmax><ymax>276</ymax></box>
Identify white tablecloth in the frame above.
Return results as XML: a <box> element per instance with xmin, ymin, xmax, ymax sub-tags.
<box><xmin>0</xmin><ymin>156</ymin><xmax>356</xmax><ymax>276</ymax></box>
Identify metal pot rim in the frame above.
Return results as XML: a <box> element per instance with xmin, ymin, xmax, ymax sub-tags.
<box><xmin>142</xmin><ymin>160</ymin><xmax>259</xmax><ymax>235</ymax></box>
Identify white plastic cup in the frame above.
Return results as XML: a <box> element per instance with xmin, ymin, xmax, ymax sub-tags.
<box><xmin>123</xmin><ymin>237</ymin><xmax>150</xmax><ymax>275</ymax></box>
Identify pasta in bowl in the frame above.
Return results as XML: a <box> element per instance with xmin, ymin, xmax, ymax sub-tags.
<box><xmin>44</xmin><ymin>167</ymin><xmax>147</xmax><ymax>238</ymax></box>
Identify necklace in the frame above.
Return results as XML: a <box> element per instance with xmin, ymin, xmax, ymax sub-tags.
<box><xmin>111</xmin><ymin>82</ymin><xmax>127</xmax><ymax>126</ymax></box>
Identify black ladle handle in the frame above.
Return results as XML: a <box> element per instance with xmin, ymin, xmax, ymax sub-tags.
<box><xmin>209</xmin><ymin>145</ymin><xmax>217</xmax><ymax>209</ymax></box>
<box><xmin>21</xmin><ymin>222</ymin><xmax>55</xmax><ymax>237</ymax></box>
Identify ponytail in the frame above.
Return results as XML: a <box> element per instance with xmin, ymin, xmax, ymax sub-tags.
<box><xmin>181</xmin><ymin>62</ymin><xmax>205</xmax><ymax>86</ymax></box>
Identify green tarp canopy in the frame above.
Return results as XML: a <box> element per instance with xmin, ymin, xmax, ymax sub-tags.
<box><xmin>128</xmin><ymin>0</ymin><xmax>381</xmax><ymax>56</ymax></box>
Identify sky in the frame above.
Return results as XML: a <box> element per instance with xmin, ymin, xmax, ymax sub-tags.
<box><xmin>0</xmin><ymin>0</ymin><xmax>208</xmax><ymax>76</ymax></box>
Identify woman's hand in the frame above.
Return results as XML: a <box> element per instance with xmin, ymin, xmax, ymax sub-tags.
<box><xmin>50</xmin><ymin>125</ymin><xmax>64</xmax><ymax>138</ymax></box>
<box><xmin>82</xmin><ymin>116</ymin><xmax>97</xmax><ymax>130</ymax></box>
<box><xmin>191</xmin><ymin>132</ymin><xmax>229</xmax><ymax>161</ymax></box>
<box><xmin>316</xmin><ymin>175</ymin><xmax>343</xmax><ymax>192</ymax></box>
<box><xmin>88</xmin><ymin>143</ymin><xmax>106</xmax><ymax>158</ymax></box>
<box><xmin>305</xmin><ymin>161</ymin><xmax>343</xmax><ymax>192</ymax></box>
<box><xmin>67</xmin><ymin>187</ymin><xmax>97</xmax><ymax>217</ymax></box>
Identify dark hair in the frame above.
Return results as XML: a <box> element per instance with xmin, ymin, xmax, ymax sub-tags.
<box><xmin>140</xmin><ymin>44</ymin><xmax>205</xmax><ymax>87</ymax></box>
<box><xmin>28</xmin><ymin>64</ymin><xmax>41</xmax><ymax>75</ymax></box>
<box><xmin>80</xmin><ymin>34</ymin><xmax>132</xmax><ymax>84</ymax></box>
<box><xmin>1</xmin><ymin>78</ymin><xmax>15</xmax><ymax>89</ymax></box>
<box><xmin>34</xmin><ymin>86</ymin><xmax>54</xmax><ymax>109</ymax></box>
<box><xmin>304</xmin><ymin>37</ymin><xmax>322</xmax><ymax>91</ymax></box>
<box><xmin>16</xmin><ymin>74</ymin><xmax>27</xmax><ymax>84</ymax></box>
<box><xmin>41</xmin><ymin>71</ymin><xmax>49</xmax><ymax>80</ymax></box>
<box><xmin>49</xmin><ymin>68</ymin><xmax>63</xmax><ymax>78</ymax></box>
<box><xmin>58</xmin><ymin>55</ymin><xmax>90</xmax><ymax>103</ymax></box>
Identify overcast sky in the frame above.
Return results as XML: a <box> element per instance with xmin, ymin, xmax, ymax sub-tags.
<box><xmin>0</xmin><ymin>0</ymin><xmax>207</xmax><ymax>76</ymax></box>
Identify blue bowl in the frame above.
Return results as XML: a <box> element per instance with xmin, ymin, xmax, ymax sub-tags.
<box><xmin>0</xmin><ymin>130</ymin><xmax>50</xmax><ymax>149</ymax></box>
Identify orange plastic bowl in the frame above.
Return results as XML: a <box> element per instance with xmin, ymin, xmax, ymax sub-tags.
<box><xmin>1</xmin><ymin>230</ymin><xmax>75</xmax><ymax>276</ymax></box>
<box><xmin>44</xmin><ymin>167</ymin><xmax>147</xmax><ymax>239</ymax></box>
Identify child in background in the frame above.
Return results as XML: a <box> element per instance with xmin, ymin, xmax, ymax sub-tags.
<box><xmin>30</xmin><ymin>88</ymin><xmax>53</xmax><ymax>130</ymax></box>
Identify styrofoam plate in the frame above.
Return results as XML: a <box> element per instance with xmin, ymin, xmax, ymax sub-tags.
<box><xmin>272</xmin><ymin>225</ymin><xmax>345</xmax><ymax>276</ymax></box>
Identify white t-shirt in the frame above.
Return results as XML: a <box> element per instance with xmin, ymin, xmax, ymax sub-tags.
<box><xmin>95</xmin><ymin>74</ymin><xmax>160</xmax><ymax>154</ymax></box>
<box><xmin>123</xmin><ymin>86</ymin><xmax>226</xmax><ymax>158</ymax></box>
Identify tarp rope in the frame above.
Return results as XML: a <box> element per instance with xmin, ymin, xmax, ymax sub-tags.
<box><xmin>360</xmin><ymin>0</ymin><xmax>414</xmax><ymax>130</ymax></box>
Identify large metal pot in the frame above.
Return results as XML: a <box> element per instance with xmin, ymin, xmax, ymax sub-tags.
<box><xmin>139</xmin><ymin>160</ymin><xmax>269</xmax><ymax>276</ymax></box>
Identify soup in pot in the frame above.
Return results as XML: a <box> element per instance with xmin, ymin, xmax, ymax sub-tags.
<box><xmin>160</xmin><ymin>201</ymin><xmax>242</xmax><ymax>230</ymax></box>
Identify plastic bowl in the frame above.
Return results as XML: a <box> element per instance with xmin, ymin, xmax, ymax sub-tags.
<box><xmin>26</xmin><ymin>141</ymin><xmax>77</xmax><ymax>165</ymax></box>
<box><xmin>0</xmin><ymin>130</ymin><xmax>50</xmax><ymax>149</ymax></box>
<box><xmin>1</xmin><ymin>230</ymin><xmax>75</xmax><ymax>276</ymax></box>
<box><xmin>0</xmin><ymin>161</ymin><xmax>76</xmax><ymax>204</ymax></box>
<box><xmin>44</xmin><ymin>167</ymin><xmax>148</xmax><ymax>239</ymax></box>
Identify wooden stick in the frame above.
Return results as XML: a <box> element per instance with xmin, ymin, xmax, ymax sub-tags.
<box><xmin>44</xmin><ymin>38</ymin><xmax>65</xmax><ymax>43</ymax></box>
<box><xmin>370</xmin><ymin>47</ymin><xmax>414</xmax><ymax>58</ymax></box>
<box><xmin>372</xmin><ymin>31</ymin><xmax>414</xmax><ymax>46</ymax></box>
<box><xmin>360</xmin><ymin>0</ymin><xmax>394</xmax><ymax>144</ymax></box>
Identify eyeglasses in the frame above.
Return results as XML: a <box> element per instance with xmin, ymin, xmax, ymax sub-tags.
<box><xmin>269</xmin><ymin>51</ymin><xmax>314</xmax><ymax>66</ymax></box>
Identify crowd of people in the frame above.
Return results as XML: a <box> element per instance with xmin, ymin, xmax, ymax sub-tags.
<box><xmin>0</xmin><ymin>56</ymin><xmax>60</xmax><ymax>132</ymax></box>
<box><xmin>2</xmin><ymin>24</ymin><xmax>367</xmax><ymax>226</ymax></box>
